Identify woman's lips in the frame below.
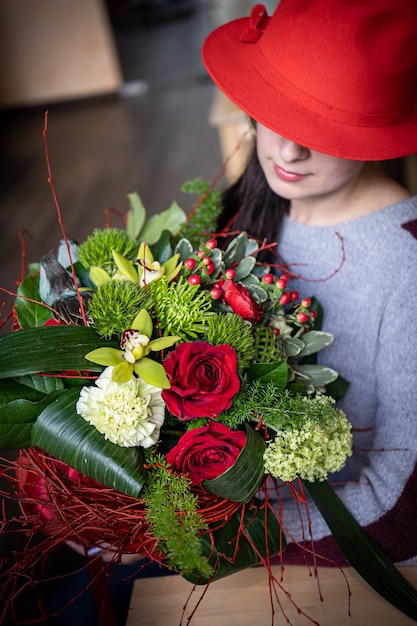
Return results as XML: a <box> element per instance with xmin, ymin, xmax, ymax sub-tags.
<box><xmin>273</xmin><ymin>164</ymin><xmax>307</xmax><ymax>182</ymax></box>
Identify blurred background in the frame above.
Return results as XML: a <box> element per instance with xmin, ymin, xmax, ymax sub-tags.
<box><xmin>0</xmin><ymin>0</ymin><xmax>279</xmax><ymax>335</ymax></box>
<box><xmin>0</xmin><ymin>1</ymin><xmax>416</xmax><ymax>624</ymax></box>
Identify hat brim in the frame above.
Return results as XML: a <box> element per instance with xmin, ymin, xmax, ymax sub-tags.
<box><xmin>202</xmin><ymin>17</ymin><xmax>417</xmax><ymax>161</ymax></box>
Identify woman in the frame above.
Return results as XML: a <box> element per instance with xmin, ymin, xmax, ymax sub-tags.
<box><xmin>202</xmin><ymin>0</ymin><xmax>417</xmax><ymax>565</ymax></box>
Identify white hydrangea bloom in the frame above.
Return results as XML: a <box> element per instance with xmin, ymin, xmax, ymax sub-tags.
<box><xmin>76</xmin><ymin>366</ymin><xmax>165</xmax><ymax>448</ymax></box>
<box><xmin>264</xmin><ymin>400</ymin><xmax>352</xmax><ymax>482</ymax></box>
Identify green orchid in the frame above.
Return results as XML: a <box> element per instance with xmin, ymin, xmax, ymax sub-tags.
<box><xmin>89</xmin><ymin>245</ymin><xmax>182</xmax><ymax>289</ymax></box>
<box><xmin>85</xmin><ymin>309</ymin><xmax>180</xmax><ymax>387</ymax></box>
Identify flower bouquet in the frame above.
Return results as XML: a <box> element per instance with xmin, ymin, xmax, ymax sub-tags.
<box><xmin>1</xmin><ymin>177</ymin><xmax>417</xmax><ymax>623</ymax></box>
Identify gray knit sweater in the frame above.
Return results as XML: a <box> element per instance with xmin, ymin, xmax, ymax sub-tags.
<box><xmin>275</xmin><ymin>195</ymin><xmax>417</xmax><ymax>565</ymax></box>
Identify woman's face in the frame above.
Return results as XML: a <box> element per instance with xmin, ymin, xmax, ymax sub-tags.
<box><xmin>256</xmin><ymin>123</ymin><xmax>364</xmax><ymax>206</ymax></box>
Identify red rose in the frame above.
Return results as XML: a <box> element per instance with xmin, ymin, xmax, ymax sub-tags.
<box><xmin>166</xmin><ymin>421</ymin><xmax>246</xmax><ymax>483</ymax></box>
<box><xmin>221</xmin><ymin>279</ymin><xmax>263</xmax><ymax>323</ymax></box>
<box><xmin>162</xmin><ymin>341</ymin><xmax>240</xmax><ymax>420</ymax></box>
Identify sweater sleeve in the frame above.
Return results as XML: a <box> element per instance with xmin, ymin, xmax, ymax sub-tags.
<box><xmin>279</xmin><ymin>242</ymin><xmax>417</xmax><ymax>566</ymax></box>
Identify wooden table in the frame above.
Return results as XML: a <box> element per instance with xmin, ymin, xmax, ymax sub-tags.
<box><xmin>127</xmin><ymin>564</ymin><xmax>417</xmax><ymax>625</ymax></box>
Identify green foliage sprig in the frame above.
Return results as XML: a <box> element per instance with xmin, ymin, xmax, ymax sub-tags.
<box><xmin>142</xmin><ymin>452</ymin><xmax>211</xmax><ymax>576</ymax></box>
<box><xmin>176</xmin><ymin>179</ymin><xmax>223</xmax><ymax>246</ymax></box>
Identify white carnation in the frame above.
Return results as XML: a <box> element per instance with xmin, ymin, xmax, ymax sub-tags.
<box><xmin>76</xmin><ymin>366</ymin><xmax>165</xmax><ymax>448</ymax></box>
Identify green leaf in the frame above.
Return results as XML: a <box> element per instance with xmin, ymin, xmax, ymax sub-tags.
<box><xmin>126</xmin><ymin>192</ymin><xmax>147</xmax><ymax>240</ymax></box>
<box><xmin>202</xmin><ymin>424</ymin><xmax>265</xmax><ymax>502</ymax></box>
<box><xmin>296</xmin><ymin>330</ymin><xmax>334</xmax><ymax>358</ymax></box>
<box><xmin>14</xmin><ymin>273</ymin><xmax>52</xmax><ymax>328</ymax></box>
<box><xmin>224</xmin><ymin>232</ymin><xmax>247</xmax><ymax>266</ymax></box>
<box><xmin>233</xmin><ymin>256</ymin><xmax>256</xmax><ymax>281</ymax></box>
<box><xmin>139</xmin><ymin>202</ymin><xmax>186</xmax><ymax>246</ymax></box>
<box><xmin>247</xmin><ymin>360</ymin><xmax>288</xmax><ymax>389</ymax></box>
<box><xmin>175</xmin><ymin>238</ymin><xmax>194</xmax><ymax>262</ymax></box>
<box><xmin>0</xmin><ymin>326</ymin><xmax>118</xmax><ymax>379</ymax></box>
<box><xmin>283</xmin><ymin>336</ymin><xmax>304</xmax><ymax>357</ymax></box>
<box><xmin>0</xmin><ymin>378</ymin><xmax>45</xmax><ymax>404</ymax></box>
<box><xmin>292</xmin><ymin>363</ymin><xmax>338</xmax><ymax>387</ymax></box>
<box><xmin>305</xmin><ymin>480</ymin><xmax>417</xmax><ymax>622</ymax></box>
<box><xmin>0</xmin><ymin>391</ymin><xmax>63</xmax><ymax>448</ymax></box>
<box><xmin>31</xmin><ymin>388</ymin><xmax>148</xmax><ymax>497</ymax></box>
<box><xmin>14</xmin><ymin>374</ymin><xmax>65</xmax><ymax>394</ymax></box>
<box><xmin>183</xmin><ymin>499</ymin><xmax>285</xmax><ymax>585</ymax></box>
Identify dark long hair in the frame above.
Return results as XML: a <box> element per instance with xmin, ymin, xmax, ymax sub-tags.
<box><xmin>217</xmin><ymin>145</ymin><xmax>290</xmax><ymax>243</ymax></box>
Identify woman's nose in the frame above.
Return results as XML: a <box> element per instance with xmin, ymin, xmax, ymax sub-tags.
<box><xmin>279</xmin><ymin>137</ymin><xmax>309</xmax><ymax>162</ymax></box>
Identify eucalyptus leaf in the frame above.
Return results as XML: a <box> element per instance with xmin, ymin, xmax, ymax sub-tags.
<box><xmin>14</xmin><ymin>274</ymin><xmax>51</xmax><ymax>328</ymax></box>
<box><xmin>305</xmin><ymin>480</ymin><xmax>417</xmax><ymax>622</ymax></box>
<box><xmin>175</xmin><ymin>238</ymin><xmax>194</xmax><ymax>261</ymax></box>
<box><xmin>292</xmin><ymin>363</ymin><xmax>338</xmax><ymax>387</ymax></box>
<box><xmin>31</xmin><ymin>388</ymin><xmax>148</xmax><ymax>497</ymax></box>
<box><xmin>224</xmin><ymin>232</ymin><xmax>247</xmax><ymax>265</ymax></box>
<box><xmin>282</xmin><ymin>336</ymin><xmax>304</xmax><ymax>357</ymax></box>
<box><xmin>296</xmin><ymin>331</ymin><xmax>334</xmax><ymax>358</ymax></box>
<box><xmin>202</xmin><ymin>424</ymin><xmax>265</xmax><ymax>502</ymax></box>
<box><xmin>183</xmin><ymin>499</ymin><xmax>284</xmax><ymax>585</ymax></box>
<box><xmin>0</xmin><ymin>326</ymin><xmax>118</xmax><ymax>379</ymax></box>
<box><xmin>243</xmin><ymin>237</ymin><xmax>260</xmax><ymax>257</ymax></box>
<box><xmin>233</xmin><ymin>256</ymin><xmax>256</xmax><ymax>281</ymax></box>
<box><xmin>246</xmin><ymin>283</ymin><xmax>269</xmax><ymax>304</ymax></box>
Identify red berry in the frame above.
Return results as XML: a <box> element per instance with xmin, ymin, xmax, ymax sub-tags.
<box><xmin>206</xmin><ymin>262</ymin><xmax>215</xmax><ymax>275</ymax></box>
<box><xmin>188</xmin><ymin>274</ymin><xmax>201</xmax><ymax>285</ymax></box>
<box><xmin>197</xmin><ymin>249</ymin><xmax>205</xmax><ymax>259</ymax></box>
<box><xmin>297</xmin><ymin>312</ymin><xmax>310</xmax><ymax>323</ymax></box>
<box><xmin>262</xmin><ymin>273</ymin><xmax>274</xmax><ymax>284</ymax></box>
<box><xmin>275</xmin><ymin>278</ymin><xmax>287</xmax><ymax>289</ymax></box>
<box><xmin>225</xmin><ymin>268</ymin><xmax>236</xmax><ymax>280</ymax></box>
<box><xmin>210</xmin><ymin>287</ymin><xmax>222</xmax><ymax>300</ymax></box>
<box><xmin>279</xmin><ymin>274</ymin><xmax>289</xmax><ymax>283</ymax></box>
<box><xmin>206</xmin><ymin>239</ymin><xmax>217</xmax><ymax>250</ymax></box>
<box><xmin>272</xmin><ymin>327</ymin><xmax>280</xmax><ymax>335</ymax></box>
<box><xmin>279</xmin><ymin>292</ymin><xmax>290</xmax><ymax>305</ymax></box>
<box><xmin>290</xmin><ymin>290</ymin><xmax>299</xmax><ymax>302</ymax></box>
<box><xmin>310</xmin><ymin>309</ymin><xmax>317</xmax><ymax>319</ymax></box>
<box><xmin>184</xmin><ymin>258</ymin><xmax>197</xmax><ymax>270</ymax></box>
<box><xmin>301</xmin><ymin>298</ymin><xmax>311</xmax><ymax>308</ymax></box>
<box><xmin>202</xmin><ymin>256</ymin><xmax>211</xmax><ymax>265</ymax></box>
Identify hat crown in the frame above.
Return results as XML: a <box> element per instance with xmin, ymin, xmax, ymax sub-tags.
<box><xmin>202</xmin><ymin>0</ymin><xmax>417</xmax><ymax>159</ymax></box>
<box><xmin>258</xmin><ymin>0</ymin><xmax>417</xmax><ymax>123</ymax></box>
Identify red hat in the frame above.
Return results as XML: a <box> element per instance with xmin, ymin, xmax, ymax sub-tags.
<box><xmin>202</xmin><ymin>0</ymin><xmax>417</xmax><ymax>160</ymax></box>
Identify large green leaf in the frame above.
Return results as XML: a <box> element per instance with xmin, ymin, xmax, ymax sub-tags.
<box><xmin>202</xmin><ymin>424</ymin><xmax>265</xmax><ymax>502</ymax></box>
<box><xmin>31</xmin><ymin>387</ymin><xmax>148</xmax><ymax>497</ymax></box>
<box><xmin>139</xmin><ymin>201</ymin><xmax>186</xmax><ymax>245</ymax></box>
<box><xmin>183</xmin><ymin>499</ymin><xmax>284</xmax><ymax>585</ymax></box>
<box><xmin>15</xmin><ymin>273</ymin><xmax>51</xmax><ymax>329</ymax></box>
<box><xmin>0</xmin><ymin>392</ymin><xmax>63</xmax><ymax>448</ymax></box>
<box><xmin>0</xmin><ymin>326</ymin><xmax>117</xmax><ymax>379</ymax></box>
<box><xmin>305</xmin><ymin>480</ymin><xmax>417</xmax><ymax>621</ymax></box>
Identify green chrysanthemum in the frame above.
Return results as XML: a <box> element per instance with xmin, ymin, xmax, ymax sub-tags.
<box><xmin>205</xmin><ymin>313</ymin><xmax>256</xmax><ymax>372</ymax></box>
<box><xmin>77</xmin><ymin>228</ymin><xmax>137</xmax><ymax>274</ymax></box>
<box><xmin>88</xmin><ymin>279</ymin><xmax>153</xmax><ymax>338</ymax></box>
<box><xmin>149</xmin><ymin>277</ymin><xmax>213</xmax><ymax>341</ymax></box>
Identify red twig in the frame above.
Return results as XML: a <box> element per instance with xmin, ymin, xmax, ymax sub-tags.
<box><xmin>42</xmin><ymin>112</ymin><xmax>89</xmax><ymax>326</ymax></box>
